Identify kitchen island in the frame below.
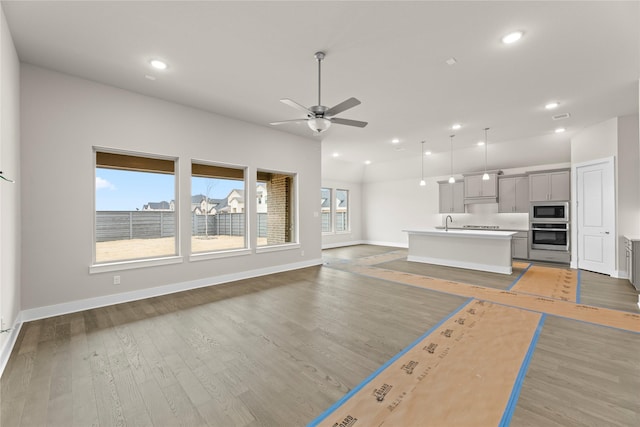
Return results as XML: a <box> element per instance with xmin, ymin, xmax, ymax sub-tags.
<box><xmin>403</xmin><ymin>228</ymin><xmax>517</xmax><ymax>274</ymax></box>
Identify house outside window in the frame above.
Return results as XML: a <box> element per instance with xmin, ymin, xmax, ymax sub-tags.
<box><xmin>94</xmin><ymin>150</ymin><xmax>177</xmax><ymax>264</ymax></box>
<box><xmin>191</xmin><ymin>162</ymin><xmax>246</xmax><ymax>253</ymax></box>
<box><xmin>257</xmin><ymin>170</ymin><xmax>296</xmax><ymax>246</ymax></box>
<box><xmin>335</xmin><ymin>189</ymin><xmax>349</xmax><ymax>232</ymax></box>
<box><xmin>321</xmin><ymin>187</ymin><xmax>332</xmax><ymax>233</ymax></box>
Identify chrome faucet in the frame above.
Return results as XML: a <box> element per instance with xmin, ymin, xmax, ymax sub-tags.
<box><xmin>445</xmin><ymin>215</ymin><xmax>453</xmax><ymax>231</ymax></box>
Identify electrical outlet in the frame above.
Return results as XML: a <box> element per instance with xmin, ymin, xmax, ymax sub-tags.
<box><xmin>301</xmin><ymin>250</ymin><xmax>305</xmax><ymax>257</ymax></box>
<box><xmin>1</xmin><ymin>317</ymin><xmax>5</xmax><ymax>329</ymax></box>
<box><xmin>113</xmin><ymin>275</ymin><xmax>121</xmax><ymax>285</ymax></box>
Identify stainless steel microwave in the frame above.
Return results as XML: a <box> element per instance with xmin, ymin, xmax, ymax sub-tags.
<box><xmin>530</xmin><ymin>202</ymin><xmax>569</xmax><ymax>222</ymax></box>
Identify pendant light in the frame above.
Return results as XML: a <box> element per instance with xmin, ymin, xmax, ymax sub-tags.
<box><xmin>482</xmin><ymin>127</ymin><xmax>490</xmax><ymax>181</ymax></box>
<box><xmin>448</xmin><ymin>134</ymin><xmax>456</xmax><ymax>183</ymax></box>
<box><xmin>419</xmin><ymin>141</ymin><xmax>426</xmax><ymax>186</ymax></box>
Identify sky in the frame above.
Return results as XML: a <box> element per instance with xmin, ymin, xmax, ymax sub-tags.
<box><xmin>96</xmin><ymin>168</ymin><xmax>243</xmax><ymax>211</ymax></box>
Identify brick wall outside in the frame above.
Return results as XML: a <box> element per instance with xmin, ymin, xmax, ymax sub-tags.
<box><xmin>266</xmin><ymin>174</ymin><xmax>292</xmax><ymax>244</ymax></box>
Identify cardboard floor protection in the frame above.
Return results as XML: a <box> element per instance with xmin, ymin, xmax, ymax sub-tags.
<box><xmin>511</xmin><ymin>265</ymin><xmax>578</xmax><ymax>302</ymax></box>
<box><xmin>347</xmin><ymin>264</ymin><xmax>640</xmax><ymax>333</ymax></box>
<box><xmin>311</xmin><ymin>299</ymin><xmax>543</xmax><ymax>427</ymax></box>
<box><xmin>512</xmin><ymin>261</ymin><xmax>531</xmax><ymax>270</ymax></box>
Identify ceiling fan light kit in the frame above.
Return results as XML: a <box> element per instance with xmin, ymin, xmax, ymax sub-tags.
<box><xmin>270</xmin><ymin>51</ymin><xmax>368</xmax><ymax>133</ymax></box>
<box><xmin>308</xmin><ymin>117</ymin><xmax>331</xmax><ymax>133</ymax></box>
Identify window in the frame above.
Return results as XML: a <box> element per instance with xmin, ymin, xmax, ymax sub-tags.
<box><xmin>257</xmin><ymin>170</ymin><xmax>296</xmax><ymax>246</ymax></box>
<box><xmin>95</xmin><ymin>151</ymin><xmax>177</xmax><ymax>264</ymax></box>
<box><xmin>191</xmin><ymin>162</ymin><xmax>246</xmax><ymax>253</ymax></box>
<box><xmin>335</xmin><ymin>189</ymin><xmax>349</xmax><ymax>232</ymax></box>
<box><xmin>321</xmin><ymin>187</ymin><xmax>332</xmax><ymax>232</ymax></box>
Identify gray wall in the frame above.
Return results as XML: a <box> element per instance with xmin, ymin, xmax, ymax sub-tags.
<box><xmin>571</xmin><ymin>115</ymin><xmax>640</xmax><ymax>275</ymax></box>
<box><xmin>20</xmin><ymin>64</ymin><xmax>322</xmax><ymax>310</ymax></box>
<box><xmin>0</xmin><ymin>4</ymin><xmax>21</xmax><ymax>352</ymax></box>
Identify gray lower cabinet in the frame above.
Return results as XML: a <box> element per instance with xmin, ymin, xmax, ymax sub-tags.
<box><xmin>438</xmin><ymin>181</ymin><xmax>465</xmax><ymax>213</ymax></box>
<box><xmin>511</xmin><ymin>231</ymin><xmax>528</xmax><ymax>259</ymax></box>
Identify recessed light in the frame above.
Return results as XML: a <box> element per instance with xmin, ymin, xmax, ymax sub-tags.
<box><xmin>150</xmin><ymin>59</ymin><xmax>168</xmax><ymax>70</ymax></box>
<box><xmin>364</xmin><ymin>160</ymin><xmax>371</xmax><ymax>165</ymax></box>
<box><xmin>555</xmin><ymin>128</ymin><xmax>566</xmax><ymax>133</ymax></box>
<box><xmin>502</xmin><ymin>31</ymin><xmax>523</xmax><ymax>44</ymax></box>
<box><xmin>545</xmin><ymin>101</ymin><xmax>560</xmax><ymax>110</ymax></box>
<box><xmin>477</xmin><ymin>141</ymin><xmax>485</xmax><ymax>146</ymax></box>
<box><xmin>391</xmin><ymin>138</ymin><xmax>400</xmax><ymax>144</ymax></box>
<box><xmin>332</xmin><ymin>152</ymin><xmax>339</xmax><ymax>157</ymax></box>
<box><xmin>145</xmin><ymin>75</ymin><xmax>156</xmax><ymax>81</ymax></box>
<box><xmin>445</xmin><ymin>57</ymin><xmax>457</xmax><ymax>66</ymax></box>
<box><xmin>424</xmin><ymin>151</ymin><xmax>432</xmax><ymax>156</ymax></box>
<box><xmin>452</xmin><ymin>123</ymin><xmax>462</xmax><ymax>130</ymax></box>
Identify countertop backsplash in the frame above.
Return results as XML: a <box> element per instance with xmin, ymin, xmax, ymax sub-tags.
<box><xmin>440</xmin><ymin>203</ymin><xmax>529</xmax><ymax>231</ymax></box>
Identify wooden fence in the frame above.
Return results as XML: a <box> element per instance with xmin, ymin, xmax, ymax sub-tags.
<box><xmin>96</xmin><ymin>211</ymin><xmax>266</xmax><ymax>241</ymax></box>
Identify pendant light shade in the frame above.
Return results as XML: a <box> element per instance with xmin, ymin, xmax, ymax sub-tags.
<box><xmin>482</xmin><ymin>127</ymin><xmax>490</xmax><ymax>181</ymax></box>
<box><xmin>419</xmin><ymin>140</ymin><xmax>426</xmax><ymax>186</ymax></box>
<box><xmin>449</xmin><ymin>134</ymin><xmax>456</xmax><ymax>183</ymax></box>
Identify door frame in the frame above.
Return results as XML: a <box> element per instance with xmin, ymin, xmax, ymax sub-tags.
<box><xmin>571</xmin><ymin>156</ymin><xmax>616</xmax><ymax>274</ymax></box>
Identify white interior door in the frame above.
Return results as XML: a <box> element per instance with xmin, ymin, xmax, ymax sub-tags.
<box><xmin>576</xmin><ymin>158</ymin><xmax>615</xmax><ymax>275</ymax></box>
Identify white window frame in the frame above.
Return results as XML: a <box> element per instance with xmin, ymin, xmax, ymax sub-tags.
<box><xmin>189</xmin><ymin>159</ymin><xmax>251</xmax><ymax>261</ymax></box>
<box><xmin>90</xmin><ymin>147</ymin><xmax>182</xmax><ymax>274</ymax></box>
<box><xmin>255</xmin><ymin>168</ymin><xmax>300</xmax><ymax>253</ymax></box>
<box><xmin>335</xmin><ymin>188</ymin><xmax>350</xmax><ymax>234</ymax></box>
<box><xmin>321</xmin><ymin>187</ymin><xmax>333</xmax><ymax>234</ymax></box>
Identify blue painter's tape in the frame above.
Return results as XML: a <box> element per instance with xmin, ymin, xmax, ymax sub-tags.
<box><xmin>576</xmin><ymin>269</ymin><xmax>582</xmax><ymax>304</ymax></box>
<box><xmin>507</xmin><ymin>262</ymin><xmax>532</xmax><ymax>290</ymax></box>
<box><xmin>306</xmin><ymin>297</ymin><xmax>474</xmax><ymax>427</ymax></box>
<box><xmin>498</xmin><ymin>313</ymin><xmax>547</xmax><ymax>427</ymax></box>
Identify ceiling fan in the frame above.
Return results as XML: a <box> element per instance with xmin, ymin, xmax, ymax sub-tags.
<box><xmin>270</xmin><ymin>51</ymin><xmax>368</xmax><ymax>133</ymax></box>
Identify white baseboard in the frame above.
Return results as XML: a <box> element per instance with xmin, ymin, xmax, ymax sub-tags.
<box><xmin>612</xmin><ymin>269</ymin><xmax>627</xmax><ymax>279</ymax></box>
<box><xmin>322</xmin><ymin>240</ymin><xmax>365</xmax><ymax>249</ymax></box>
<box><xmin>362</xmin><ymin>240</ymin><xmax>408</xmax><ymax>249</ymax></box>
<box><xmin>1</xmin><ymin>315</ymin><xmax>24</xmax><ymax>379</ymax></box>
<box><xmin>9</xmin><ymin>259</ymin><xmax>324</xmax><ymax>379</ymax></box>
<box><xmin>19</xmin><ymin>258</ymin><xmax>322</xmax><ymax>323</ymax></box>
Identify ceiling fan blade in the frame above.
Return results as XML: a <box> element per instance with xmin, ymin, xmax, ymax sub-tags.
<box><xmin>331</xmin><ymin>117</ymin><xmax>368</xmax><ymax>128</ymax></box>
<box><xmin>325</xmin><ymin>97</ymin><xmax>361</xmax><ymax>117</ymax></box>
<box><xmin>270</xmin><ymin>119</ymin><xmax>309</xmax><ymax>126</ymax></box>
<box><xmin>280</xmin><ymin>98</ymin><xmax>313</xmax><ymax>116</ymax></box>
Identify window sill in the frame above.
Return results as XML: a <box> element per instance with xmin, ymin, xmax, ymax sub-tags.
<box><xmin>89</xmin><ymin>255</ymin><xmax>183</xmax><ymax>274</ymax></box>
<box><xmin>256</xmin><ymin>243</ymin><xmax>301</xmax><ymax>254</ymax></box>
<box><xmin>190</xmin><ymin>248</ymin><xmax>252</xmax><ymax>262</ymax></box>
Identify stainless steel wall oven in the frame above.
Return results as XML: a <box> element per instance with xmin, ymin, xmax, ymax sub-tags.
<box><xmin>530</xmin><ymin>223</ymin><xmax>569</xmax><ymax>251</ymax></box>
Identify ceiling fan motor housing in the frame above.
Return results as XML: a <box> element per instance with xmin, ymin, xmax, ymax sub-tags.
<box><xmin>310</xmin><ymin>105</ymin><xmax>328</xmax><ymax>117</ymax></box>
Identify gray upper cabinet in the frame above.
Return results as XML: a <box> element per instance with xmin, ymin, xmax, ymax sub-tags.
<box><xmin>464</xmin><ymin>173</ymin><xmax>498</xmax><ymax>199</ymax></box>
<box><xmin>499</xmin><ymin>175</ymin><xmax>529</xmax><ymax>213</ymax></box>
<box><xmin>439</xmin><ymin>181</ymin><xmax>465</xmax><ymax>213</ymax></box>
<box><xmin>529</xmin><ymin>170</ymin><xmax>570</xmax><ymax>201</ymax></box>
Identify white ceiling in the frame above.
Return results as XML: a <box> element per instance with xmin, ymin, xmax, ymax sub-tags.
<box><xmin>3</xmin><ymin>1</ymin><xmax>639</xmax><ymax>172</ymax></box>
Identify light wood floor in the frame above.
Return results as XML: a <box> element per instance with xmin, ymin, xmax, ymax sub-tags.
<box><xmin>2</xmin><ymin>245</ymin><xmax>639</xmax><ymax>426</ymax></box>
